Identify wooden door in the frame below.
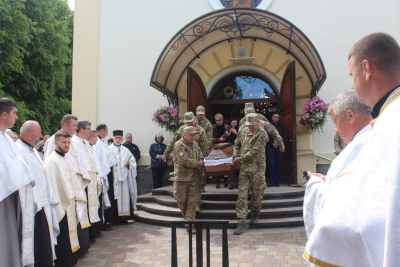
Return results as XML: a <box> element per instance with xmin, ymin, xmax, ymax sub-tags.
<box><xmin>279</xmin><ymin>61</ymin><xmax>297</xmax><ymax>184</ymax></box>
<box><xmin>187</xmin><ymin>67</ymin><xmax>208</xmax><ymax>114</ymax></box>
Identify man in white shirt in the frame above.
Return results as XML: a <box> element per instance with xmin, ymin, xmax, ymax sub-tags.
<box><xmin>17</xmin><ymin>120</ymin><xmax>60</xmax><ymax>267</ymax></box>
<box><xmin>0</xmin><ymin>97</ymin><xmax>35</xmax><ymax>266</ymax></box>
<box><xmin>44</xmin><ymin>114</ymin><xmax>78</xmax><ymax>159</ymax></box>
<box><xmin>303</xmin><ymin>91</ymin><xmax>372</xmax><ymax>239</ymax></box>
<box><xmin>304</xmin><ymin>32</ymin><xmax>400</xmax><ymax>267</ymax></box>
<box><xmin>108</xmin><ymin>130</ymin><xmax>137</xmax><ymax>223</ymax></box>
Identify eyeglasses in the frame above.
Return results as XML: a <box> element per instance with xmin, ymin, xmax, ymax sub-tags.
<box><xmin>216</xmin><ymin>119</ymin><xmax>223</xmax><ymax>122</ymax></box>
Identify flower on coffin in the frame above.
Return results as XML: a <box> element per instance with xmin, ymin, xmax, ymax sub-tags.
<box><xmin>299</xmin><ymin>96</ymin><xmax>329</xmax><ymax>133</ymax></box>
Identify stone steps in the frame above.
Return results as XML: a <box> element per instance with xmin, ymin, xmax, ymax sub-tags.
<box><xmin>137</xmin><ymin>202</ymin><xmax>303</xmax><ymax>219</ymax></box>
<box><xmin>134</xmin><ymin>209</ymin><xmax>304</xmax><ymax>228</ymax></box>
<box><xmin>134</xmin><ymin>184</ymin><xmax>305</xmax><ymax>228</ymax></box>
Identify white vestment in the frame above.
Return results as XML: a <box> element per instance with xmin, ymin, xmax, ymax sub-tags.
<box><xmin>304</xmin><ymin>87</ymin><xmax>400</xmax><ymax>267</ymax></box>
<box><xmin>43</xmin><ymin>134</ymin><xmax>56</xmax><ymax>159</ymax></box>
<box><xmin>93</xmin><ymin>136</ymin><xmax>113</xmax><ymax>208</ymax></box>
<box><xmin>16</xmin><ymin>140</ymin><xmax>60</xmax><ymax>261</ymax></box>
<box><xmin>0</xmin><ymin>130</ymin><xmax>35</xmax><ymax>266</ymax></box>
<box><xmin>109</xmin><ymin>144</ymin><xmax>138</xmax><ymax>215</ymax></box>
<box><xmin>44</xmin><ymin>151</ymin><xmax>87</xmax><ymax>254</ymax></box>
<box><xmin>65</xmin><ymin>136</ymin><xmax>92</xmax><ymax>228</ymax></box>
<box><xmin>303</xmin><ymin>124</ymin><xmax>372</xmax><ymax>238</ymax></box>
<box><xmin>68</xmin><ymin>135</ymin><xmax>100</xmax><ymax>224</ymax></box>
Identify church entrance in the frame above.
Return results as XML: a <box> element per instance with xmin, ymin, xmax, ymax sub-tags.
<box><xmin>187</xmin><ymin>62</ymin><xmax>297</xmax><ymax>184</ymax></box>
<box><xmin>150</xmin><ymin>8</ymin><xmax>327</xmax><ymax>184</ymax></box>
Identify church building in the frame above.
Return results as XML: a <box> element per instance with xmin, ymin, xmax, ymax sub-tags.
<box><xmin>71</xmin><ymin>0</ymin><xmax>400</xmax><ymax>185</ymax></box>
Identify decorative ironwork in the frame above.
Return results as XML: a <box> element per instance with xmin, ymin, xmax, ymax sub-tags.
<box><xmin>171</xmin><ymin>11</ymin><xmax>304</xmax><ymax>51</ymax></box>
<box><xmin>151</xmin><ymin>8</ymin><xmax>327</xmax><ymax>98</ymax></box>
<box><xmin>239</xmin><ymin>76</ymin><xmax>256</xmax><ymax>83</ymax></box>
<box><xmin>152</xmin><ymin>81</ymin><xmax>179</xmax><ymax>106</ymax></box>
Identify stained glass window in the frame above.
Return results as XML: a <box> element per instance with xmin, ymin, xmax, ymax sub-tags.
<box><xmin>211</xmin><ymin>75</ymin><xmax>277</xmax><ymax>100</ymax></box>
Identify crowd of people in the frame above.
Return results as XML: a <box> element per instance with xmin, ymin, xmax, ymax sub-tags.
<box><xmin>160</xmin><ymin>103</ymin><xmax>287</xmax><ymax>234</ymax></box>
<box><xmin>2</xmin><ymin>28</ymin><xmax>396</xmax><ymax>267</ymax></box>
<box><xmin>0</xmin><ymin>101</ymin><xmax>139</xmax><ymax>267</ymax></box>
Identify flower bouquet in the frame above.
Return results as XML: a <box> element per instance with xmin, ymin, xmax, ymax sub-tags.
<box><xmin>152</xmin><ymin>106</ymin><xmax>181</xmax><ymax>134</ymax></box>
<box><xmin>299</xmin><ymin>96</ymin><xmax>329</xmax><ymax>133</ymax></box>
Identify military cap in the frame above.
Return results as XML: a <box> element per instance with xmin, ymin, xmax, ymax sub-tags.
<box><xmin>244</xmin><ymin>107</ymin><xmax>255</xmax><ymax>115</ymax></box>
<box><xmin>245</xmin><ymin>113</ymin><xmax>258</xmax><ymax>126</ymax></box>
<box><xmin>183</xmin><ymin>126</ymin><xmax>198</xmax><ymax>134</ymax></box>
<box><xmin>244</xmin><ymin>102</ymin><xmax>254</xmax><ymax>110</ymax></box>
<box><xmin>113</xmin><ymin>130</ymin><xmax>123</xmax><ymax>136</ymax></box>
<box><xmin>183</xmin><ymin>112</ymin><xmax>195</xmax><ymax>122</ymax></box>
<box><xmin>196</xmin><ymin>105</ymin><xmax>205</xmax><ymax>115</ymax></box>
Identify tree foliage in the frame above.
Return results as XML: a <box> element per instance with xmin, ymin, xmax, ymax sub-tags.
<box><xmin>0</xmin><ymin>0</ymin><xmax>73</xmax><ymax>134</ymax></box>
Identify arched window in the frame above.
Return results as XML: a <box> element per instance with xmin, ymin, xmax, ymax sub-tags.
<box><xmin>210</xmin><ymin>75</ymin><xmax>277</xmax><ymax>101</ymax></box>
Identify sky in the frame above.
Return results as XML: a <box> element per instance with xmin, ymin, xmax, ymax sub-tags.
<box><xmin>68</xmin><ymin>0</ymin><xmax>75</xmax><ymax>10</ymax></box>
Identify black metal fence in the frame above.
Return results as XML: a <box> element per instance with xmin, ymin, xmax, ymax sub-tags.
<box><xmin>171</xmin><ymin>220</ymin><xmax>230</xmax><ymax>267</ymax></box>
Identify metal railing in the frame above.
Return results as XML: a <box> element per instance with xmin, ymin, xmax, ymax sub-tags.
<box><xmin>171</xmin><ymin>220</ymin><xmax>230</xmax><ymax>267</ymax></box>
<box><xmin>297</xmin><ymin>153</ymin><xmax>333</xmax><ymax>162</ymax></box>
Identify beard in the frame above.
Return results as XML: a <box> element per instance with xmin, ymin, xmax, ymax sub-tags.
<box><xmin>57</xmin><ymin>145</ymin><xmax>69</xmax><ymax>154</ymax></box>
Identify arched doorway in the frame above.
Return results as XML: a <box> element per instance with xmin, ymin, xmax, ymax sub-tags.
<box><xmin>150</xmin><ymin>8</ymin><xmax>326</xmax><ymax>183</ymax></box>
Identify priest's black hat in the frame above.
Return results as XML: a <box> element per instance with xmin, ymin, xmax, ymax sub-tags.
<box><xmin>113</xmin><ymin>130</ymin><xmax>123</xmax><ymax>136</ymax></box>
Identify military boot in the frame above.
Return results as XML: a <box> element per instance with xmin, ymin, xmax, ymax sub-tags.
<box><xmin>250</xmin><ymin>216</ymin><xmax>259</xmax><ymax>225</ymax></box>
<box><xmin>233</xmin><ymin>223</ymin><xmax>249</xmax><ymax>235</ymax></box>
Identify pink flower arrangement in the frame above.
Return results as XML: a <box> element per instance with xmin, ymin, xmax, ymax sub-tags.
<box><xmin>152</xmin><ymin>106</ymin><xmax>181</xmax><ymax>134</ymax></box>
<box><xmin>299</xmin><ymin>96</ymin><xmax>329</xmax><ymax>133</ymax></box>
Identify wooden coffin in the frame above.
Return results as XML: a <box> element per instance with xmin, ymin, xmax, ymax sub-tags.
<box><xmin>204</xmin><ymin>143</ymin><xmax>237</xmax><ymax>176</ymax></box>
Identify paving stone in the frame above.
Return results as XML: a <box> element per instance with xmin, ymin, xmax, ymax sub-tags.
<box><xmin>75</xmin><ymin>222</ymin><xmax>309</xmax><ymax>267</ymax></box>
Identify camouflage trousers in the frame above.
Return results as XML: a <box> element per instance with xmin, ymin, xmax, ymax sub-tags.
<box><xmin>200</xmin><ymin>168</ymin><xmax>207</xmax><ymax>187</ymax></box>
<box><xmin>173</xmin><ymin>181</ymin><xmax>198</xmax><ymax>220</ymax></box>
<box><xmin>236</xmin><ymin>170</ymin><xmax>266</xmax><ymax>224</ymax></box>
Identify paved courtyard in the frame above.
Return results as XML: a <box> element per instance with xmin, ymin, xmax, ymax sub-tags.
<box><xmin>75</xmin><ymin>222</ymin><xmax>310</xmax><ymax>267</ymax></box>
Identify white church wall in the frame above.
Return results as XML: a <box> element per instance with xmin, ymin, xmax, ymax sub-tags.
<box><xmin>97</xmin><ymin>0</ymin><xmax>212</xmax><ymax>165</ymax></box>
<box><xmin>267</xmin><ymin>0</ymin><xmax>400</xmax><ymax>157</ymax></box>
<box><xmin>89</xmin><ymin>0</ymin><xmax>400</xmax><ymax>165</ymax></box>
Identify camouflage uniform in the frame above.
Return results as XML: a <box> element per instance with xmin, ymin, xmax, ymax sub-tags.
<box><xmin>172</xmin><ymin>137</ymin><xmax>202</xmax><ymax>221</ymax></box>
<box><xmin>163</xmin><ymin>125</ymin><xmax>208</xmax><ymax>158</ymax></box>
<box><xmin>164</xmin><ymin>112</ymin><xmax>208</xmax><ymax>211</ymax></box>
<box><xmin>238</xmin><ymin>102</ymin><xmax>267</xmax><ymax>127</ymax></box>
<box><xmin>196</xmin><ymin>117</ymin><xmax>213</xmax><ymax>187</ymax></box>
<box><xmin>239</xmin><ymin>119</ymin><xmax>284</xmax><ymax>148</ymax></box>
<box><xmin>233</xmin><ymin>118</ymin><xmax>268</xmax><ymax>224</ymax></box>
<box><xmin>239</xmin><ymin>113</ymin><xmax>267</xmax><ymax>127</ymax></box>
<box><xmin>334</xmin><ymin>132</ymin><xmax>347</xmax><ymax>150</ymax></box>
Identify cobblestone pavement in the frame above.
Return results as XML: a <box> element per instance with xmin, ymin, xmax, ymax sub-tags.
<box><xmin>75</xmin><ymin>222</ymin><xmax>309</xmax><ymax>267</ymax></box>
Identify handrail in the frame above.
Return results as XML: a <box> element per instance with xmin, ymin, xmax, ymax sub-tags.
<box><xmin>297</xmin><ymin>153</ymin><xmax>333</xmax><ymax>162</ymax></box>
<box><xmin>171</xmin><ymin>220</ymin><xmax>230</xmax><ymax>267</ymax></box>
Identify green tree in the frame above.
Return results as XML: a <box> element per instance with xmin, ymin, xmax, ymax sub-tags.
<box><xmin>0</xmin><ymin>0</ymin><xmax>73</xmax><ymax>134</ymax></box>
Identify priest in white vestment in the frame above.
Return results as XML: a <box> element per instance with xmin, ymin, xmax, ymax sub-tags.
<box><xmin>43</xmin><ymin>114</ymin><xmax>78</xmax><ymax>159</ymax></box>
<box><xmin>109</xmin><ymin>130</ymin><xmax>137</xmax><ymax>221</ymax></box>
<box><xmin>0</xmin><ymin>98</ymin><xmax>36</xmax><ymax>267</ymax></box>
<box><xmin>93</xmin><ymin>124</ymin><xmax>114</xmax><ymax>230</ymax></box>
<box><xmin>17</xmin><ymin>121</ymin><xmax>60</xmax><ymax>266</ymax></box>
<box><xmin>44</xmin><ymin>131</ymin><xmax>88</xmax><ymax>267</ymax></box>
<box><xmin>304</xmin><ymin>33</ymin><xmax>400</xmax><ymax>267</ymax></box>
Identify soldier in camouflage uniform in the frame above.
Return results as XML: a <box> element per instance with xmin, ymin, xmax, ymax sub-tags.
<box><xmin>163</xmin><ymin>112</ymin><xmax>208</xmax><ymax>212</ymax></box>
<box><xmin>172</xmin><ymin>126</ymin><xmax>204</xmax><ymax>233</ymax></box>
<box><xmin>334</xmin><ymin>132</ymin><xmax>347</xmax><ymax>155</ymax></box>
<box><xmin>238</xmin><ymin>102</ymin><xmax>267</xmax><ymax>127</ymax></box>
<box><xmin>239</xmin><ymin>107</ymin><xmax>285</xmax><ymax>151</ymax></box>
<box><xmin>195</xmin><ymin>105</ymin><xmax>213</xmax><ymax>192</ymax></box>
<box><xmin>233</xmin><ymin>113</ymin><xmax>268</xmax><ymax>235</ymax></box>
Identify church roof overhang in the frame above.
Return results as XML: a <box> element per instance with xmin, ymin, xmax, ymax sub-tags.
<box><xmin>150</xmin><ymin>7</ymin><xmax>327</xmax><ymax>102</ymax></box>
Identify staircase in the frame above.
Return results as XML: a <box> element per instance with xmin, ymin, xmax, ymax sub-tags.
<box><xmin>134</xmin><ymin>184</ymin><xmax>305</xmax><ymax>228</ymax></box>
